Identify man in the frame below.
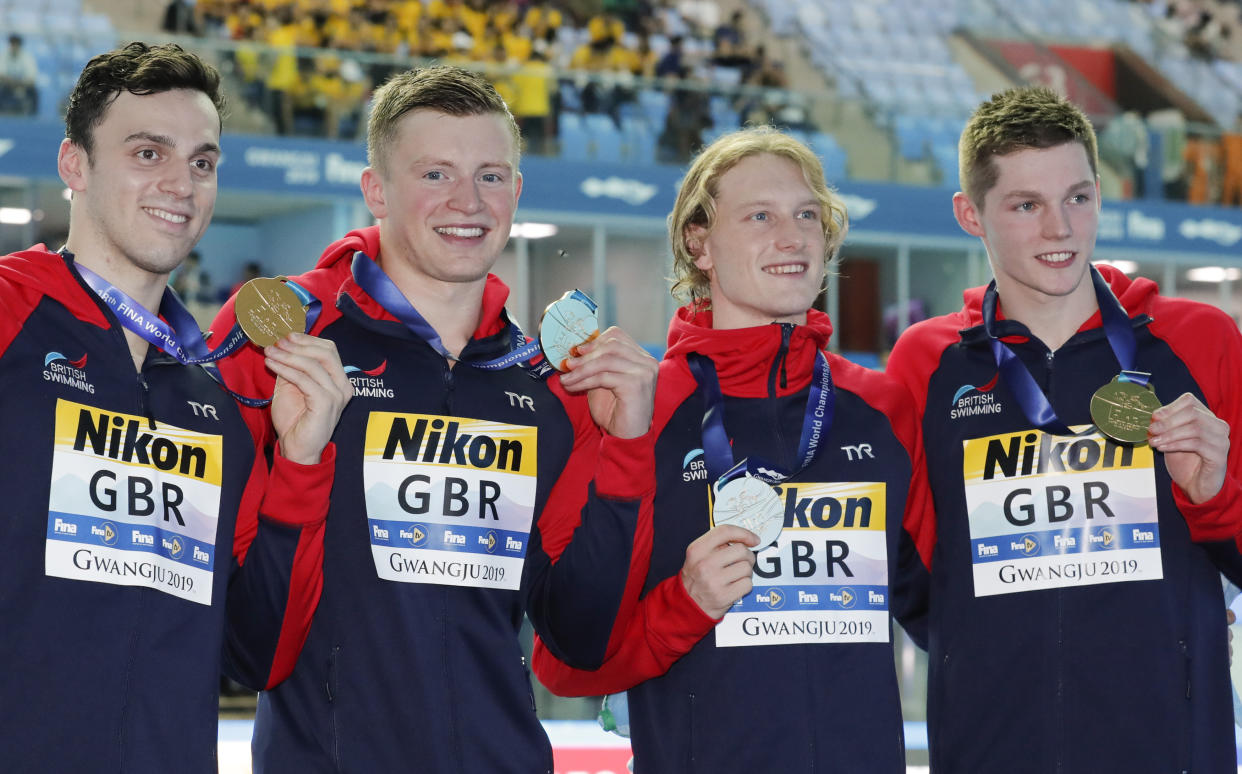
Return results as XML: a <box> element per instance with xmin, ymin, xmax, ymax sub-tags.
<box><xmin>533</xmin><ymin>126</ymin><xmax>930</xmax><ymax>771</ymax></box>
<box><xmin>0</xmin><ymin>43</ymin><xmax>351</xmax><ymax>772</ymax></box>
<box><xmin>888</xmin><ymin>86</ymin><xmax>1242</xmax><ymax>772</ymax></box>
<box><xmin>212</xmin><ymin>65</ymin><xmax>659</xmax><ymax>772</ymax></box>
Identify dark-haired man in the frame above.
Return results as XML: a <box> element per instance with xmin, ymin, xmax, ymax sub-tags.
<box><xmin>890</xmin><ymin>86</ymin><xmax>1242</xmax><ymax>771</ymax></box>
<box><xmin>0</xmin><ymin>43</ymin><xmax>352</xmax><ymax>772</ymax></box>
<box><xmin>213</xmin><ymin>64</ymin><xmax>658</xmax><ymax>773</ymax></box>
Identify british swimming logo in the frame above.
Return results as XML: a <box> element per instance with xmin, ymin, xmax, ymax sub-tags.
<box><xmin>950</xmin><ymin>373</ymin><xmax>1001</xmax><ymax>420</ymax></box>
<box><xmin>345</xmin><ymin>359</ymin><xmax>393</xmax><ymax>398</ymax></box>
<box><xmin>43</xmin><ymin>351</ymin><xmax>95</xmax><ymax>394</ymax></box>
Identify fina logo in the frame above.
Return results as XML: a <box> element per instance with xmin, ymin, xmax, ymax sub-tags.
<box><xmin>1018</xmin><ymin>534</ymin><xmax>1039</xmax><ymax>556</ymax></box>
<box><xmin>762</xmin><ymin>587</ymin><xmax>786</xmax><ymax>609</ymax></box>
<box><xmin>167</xmin><ymin>536</ymin><xmax>184</xmax><ymax>559</ymax></box>
<box><xmin>100</xmin><ymin>521</ymin><xmax>118</xmax><ymax>546</ymax></box>
<box><xmin>1093</xmin><ymin>526</ymin><xmax>1116</xmax><ymax>548</ymax></box>
<box><xmin>838</xmin><ymin>587</ymin><xmax>857</xmax><ymax>609</ymax></box>
<box><xmin>408</xmin><ymin>524</ymin><xmax>428</xmax><ymax>547</ymax></box>
<box><xmin>485</xmin><ymin>530</ymin><xmax>498</xmax><ymax>553</ymax></box>
<box><xmin>580</xmin><ymin>176</ymin><xmax>658</xmax><ymax>206</ymax></box>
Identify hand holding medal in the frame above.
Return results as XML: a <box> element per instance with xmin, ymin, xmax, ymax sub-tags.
<box><xmin>538</xmin><ymin>289</ymin><xmax>600</xmax><ymax>371</ymax></box>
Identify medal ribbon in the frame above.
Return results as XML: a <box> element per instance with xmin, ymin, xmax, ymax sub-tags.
<box><xmin>982</xmin><ymin>264</ymin><xmax>1146</xmax><ymax>434</ymax></box>
<box><xmin>686</xmin><ymin>346</ymin><xmax>834</xmax><ymax>487</ymax></box>
<box><xmin>351</xmin><ymin>252</ymin><xmax>555</xmax><ymax>377</ymax></box>
<box><xmin>73</xmin><ymin>260</ymin><xmax>317</xmax><ymax>407</ymax></box>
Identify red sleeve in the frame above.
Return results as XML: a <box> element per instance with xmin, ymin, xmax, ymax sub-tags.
<box><xmin>532</xmin><ymin>360</ymin><xmax>720</xmax><ymax>692</ymax></box>
<box><xmin>213</xmin><ymin>291</ymin><xmax>334</xmax><ymax>688</ymax></box>
<box><xmin>533</xmin><ymin>572</ymin><xmax>717</xmax><ymax>696</ymax></box>
<box><xmin>1149</xmin><ymin>296</ymin><xmax>1242</xmax><ymax>545</ymax></box>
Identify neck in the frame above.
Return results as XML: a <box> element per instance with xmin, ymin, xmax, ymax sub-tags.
<box><xmin>993</xmin><ymin>278</ymin><xmax>1098</xmax><ymax>353</ymax></box>
<box><xmin>68</xmin><ymin>240</ymin><xmax>170</xmax><ymax>371</ymax></box>
<box><xmin>379</xmin><ymin>257</ymin><xmax>486</xmax><ymax>359</ymax></box>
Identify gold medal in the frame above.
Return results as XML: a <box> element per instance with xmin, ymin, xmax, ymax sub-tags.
<box><xmin>1090</xmin><ymin>376</ymin><xmax>1161</xmax><ymax>445</ymax></box>
<box><xmin>234</xmin><ymin>277</ymin><xmax>306</xmax><ymax>347</ymax></box>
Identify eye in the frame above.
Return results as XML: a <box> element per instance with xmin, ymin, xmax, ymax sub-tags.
<box><xmin>424</xmin><ymin>170</ymin><xmax>444</xmax><ymax>180</ymax></box>
<box><xmin>193</xmin><ymin>158</ymin><xmax>215</xmax><ymax>172</ymax></box>
<box><xmin>481</xmin><ymin>172</ymin><xmax>502</xmax><ymax>183</ymax></box>
<box><xmin>751</xmin><ymin>211</ymin><xmax>768</xmax><ymax>222</ymax></box>
<box><xmin>137</xmin><ymin>148</ymin><xmax>159</xmax><ymax>161</ymax></box>
<box><xmin>1070</xmin><ymin>193</ymin><xmax>1091</xmax><ymax>204</ymax></box>
<box><xmin>1015</xmin><ymin>201</ymin><xmax>1036</xmax><ymax>212</ymax></box>
<box><xmin>797</xmin><ymin>209</ymin><xmax>819</xmax><ymax>220</ymax></box>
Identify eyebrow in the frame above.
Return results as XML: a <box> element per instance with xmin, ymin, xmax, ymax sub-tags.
<box><xmin>124</xmin><ymin>131</ymin><xmax>221</xmax><ymax>156</ymax></box>
<box><xmin>1003</xmin><ymin>180</ymin><xmax>1094</xmax><ymax>200</ymax></box>
<box><xmin>734</xmin><ymin>198</ymin><xmax>821</xmax><ymax>210</ymax></box>
<box><xmin>413</xmin><ymin>157</ymin><xmax>513</xmax><ymax>171</ymax></box>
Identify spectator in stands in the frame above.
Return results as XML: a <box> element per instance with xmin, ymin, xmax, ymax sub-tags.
<box><xmin>655</xmin><ymin>35</ymin><xmax>686</xmax><ymax>78</ymax></box>
<box><xmin>658</xmin><ymin>66</ymin><xmax>712</xmax><ymax>163</ymax></box>
<box><xmin>511</xmin><ymin>50</ymin><xmax>555</xmax><ymax>154</ymax></box>
<box><xmin>1098</xmin><ymin>110</ymin><xmax>1149</xmax><ymax>199</ymax></box>
<box><xmin>711</xmin><ymin>10</ymin><xmax>751</xmax><ymax>69</ymax></box>
<box><xmin>1184</xmin><ymin>130</ymin><xmax>1219</xmax><ymax>204</ymax></box>
<box><xmin>1220</xmin><ymin>115</ymin><xmax>1242</xmax><ymax>206</ymax></box>
<box><xmin>162</xmin><ymin>0</ymin><xmax>201</xmax><ymax>34</ymax></box>
<box><xmin>0</xmin><ymin>35</ymin><xmax>38</xmax><ymax>116</ymax></box>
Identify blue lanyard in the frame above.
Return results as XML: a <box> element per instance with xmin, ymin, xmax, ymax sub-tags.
<box><xmin>982</xmin><ymin>265</ymin><xmax>1146</xmax><ymax>435</ymax></box>
<box><xmin>351</xmin><ymin>251</ymin><xmax>552</xmax><ymax>377</ymax></box>
<box><xmin>72</xmin><ymin>257</ymin><xmax>317</xmax><ymax>407</ymax></box>
<box><xmin>686</xmin><ymin>348</ymin><xmax>833</xmax><ymax>486</ymax></box>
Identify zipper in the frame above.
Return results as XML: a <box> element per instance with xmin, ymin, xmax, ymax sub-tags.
<box><xmin>766</xmin><ymin>324</ymin><xmax>794</xmax><ymax>463</ymax></box>
<box><xmin>136</xmin><ymin>372</ymin><xmax>157</xmax><ymax>430</ymax></box>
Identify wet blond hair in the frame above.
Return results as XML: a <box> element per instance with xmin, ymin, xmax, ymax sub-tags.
<box><xmin>669</xmin><ymin>126</ymin><xmax>848</xmax><ymax>305</ymax></box>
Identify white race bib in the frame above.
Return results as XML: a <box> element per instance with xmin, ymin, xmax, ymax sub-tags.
<box><xmin>963</xmin><ymin>425</ymin><xmax>1162</xmax><ymax>597</ymax></box>
<box><xmin>362</xmin><ymin>412</ymin><xmax>537</xmax><ymax>590</ymax></box>
<box><xmin>45</xmin><ymin>399</ymin><xmax>223</xmax><ymax>605</ymax></box>
<box><xmin>716</xmin><ymin>481</ymin><xmax>890</xmax><ymax>647</ymax></box>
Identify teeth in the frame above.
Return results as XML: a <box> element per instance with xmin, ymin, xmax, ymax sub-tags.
<box><xmin>145</xmin><ymin>208</ymin><xmax>187</xmax><ymax>224</ymax></box>
<box><xmin>436</xmin><ymin>226</ymin><xmax>484</xmax><ymax>238</ymax></box>
<box><xmin>764</xmin><ymin>264</ymin><xmax>806</xmax><ymax>275</ymax></box>
<box><xmin>1039</xmin><ymin>252</ymin><xmax>1073</xmax><ymax>264</ymax></box>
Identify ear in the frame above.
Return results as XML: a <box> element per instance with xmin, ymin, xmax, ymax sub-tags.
<box><xmin>685</xmin><ymin>223</ymin><xmax>711</xmax><ymax>272</ymax></box>
<box><xmin>360</xmin><ymin>166</ymin><xmax>388</xmax><ymax>220</ymax></box>
<box><xmin>513</xmin><ymin>170</ymin><xmax>523</xmax><ymax>205</ymax></box>
<box><xmin>952</xmin><ymin>191</ymin><xmax>986</xmax><ymax>238</ymax></box>
<box><xmin>58</xmin><ymin>139</ymin><xmax>88</xmax><ymax>193</ymax></box>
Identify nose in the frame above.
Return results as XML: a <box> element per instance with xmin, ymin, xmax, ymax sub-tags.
<box><xmin>775</xmin><ymin>217</ymin><xmax>807</xmax><ymax>251</ymax></box>
<box><xmin>1041</xmin><ymin>204</ymin><xmax>1072</xmax><ymax>240</ymax></box>
<box><xmin>158</xmin><ymin>161</ymin><xmax>194</xmax><ymax>199</ymax></box>
<box><xmin>447</xmin><ymin>177</ymin><xmax>484</xmax><ymax>213</ymax></box>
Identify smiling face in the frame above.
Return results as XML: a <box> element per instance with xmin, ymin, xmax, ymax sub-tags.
<box><xmin>59</xmin><ymin>88</ymin><xmax>221</xmax><ymax>281</ymax></box>
<box><xmin>954</xmin><ymin>141</ymin><xmax>1100</xmax><ymax>318</ymax></box>
<box><xmin>688</xmin><ymin>153</ymin><xmax>826</xmax><ymax>329</ymax></box>
<box><xmin>361</xmin><ymin>109</ymin><xmax>522</xmax><ymax>290</ymax></box>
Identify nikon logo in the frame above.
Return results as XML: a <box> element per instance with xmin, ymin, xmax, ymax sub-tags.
<box><xmin>72</xmin><ymin>409</ymin><xmax>208</xmax><ymax>479</ymax></box>
<box><xmin>983</xmin><ymin>432</ymin><xmax>1134</xmax><ymax>481</ymax></box>
<box><xmin>382</xmin><ymin>417</ymin><xmax>523</xmax><ymax>472</ymax></box>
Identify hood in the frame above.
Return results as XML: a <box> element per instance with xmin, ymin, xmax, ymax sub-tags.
<box><xmin>959</xmin><ymin>263</ymin><xmax>1160</xmax><ymax>332</ymax></box>
<box><xmin>664</xmin><ymin>302</ymin><xmax>833</xmax><ymax>398</ymax></box>
<box><xmin>0</xmin><ymin>246</ymin><xmax>109</xmax><ymax>329</ymax></box>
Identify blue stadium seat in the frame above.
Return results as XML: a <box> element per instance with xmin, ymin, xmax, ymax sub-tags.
<box><xmin>558</xmin><ymin>113</ymin><xmax>590</xmax><ymax>162</ymax></box>
<box><xmin>584</xmin><ymin>113</ymin><xmax>623</xmax><ymax>163</ymax></box>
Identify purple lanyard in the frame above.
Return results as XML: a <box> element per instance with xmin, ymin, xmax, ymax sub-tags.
<box><xmin>686</xmin><ymin>348</ymin><xmax>833</xmax><ymax>486</ymax></box>
<box><xmin>72</xmin><ymin>258</ymin><xmax>316</xmax><ymax>407</ymax></box>
<box><xmin>351</xmin><ymin>251</ymin><xmax>552</xmax><ymax>377</ymax></box>
<box><xmin>982</xmin><ymin>265</ymin><xmax>1146</xmax><ymax>435</ymax></box>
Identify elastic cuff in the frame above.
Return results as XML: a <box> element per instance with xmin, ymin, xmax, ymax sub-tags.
<box><xmin>593</xmin><ymin>428</ymin><xmax>657</xmax><ymax>501</ymax></box>
<box><xmin>1175</xmin><ymin>475</ymin><xmax>1242</xmax><ymax>542</ymax></box>
<box><xmin>261</xmin><ymin>442</ymin><xmax>337</xmax><ymax>526</ymax></box>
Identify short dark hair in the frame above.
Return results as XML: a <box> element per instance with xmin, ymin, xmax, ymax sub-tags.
<box><xmin>959</xmin><ymin>86</ymin><xmax>1098</xmax><ymax>208</ymax></box>
<box><xmin>65</xmin><ymin>42</ymin><xmax>225</xmax><ymax>158</ymax></box>
<box><xmin>366</xmin><ymin>64</ymin><xmax>520</xmax><ymax>174</ymax></box>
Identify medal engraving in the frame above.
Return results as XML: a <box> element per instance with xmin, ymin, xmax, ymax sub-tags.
<box><xmin>539</xmin><ymin>290</ymin><xmax>599</xmax><ymax>371</ymax></box>
<box><xmin>1090</xmin><ymin>376</ymin><xmax>1161</xmax><ymax>444</ymax></box>
<box><xmin>711</xmin><ymin>475</ymin><xmax>784</xmax><ymax>550</ymax></box>
<box><xmin>235</xmin><ymin>277</ymin><xmax>306</xmax><ymax>347</ymax></box>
